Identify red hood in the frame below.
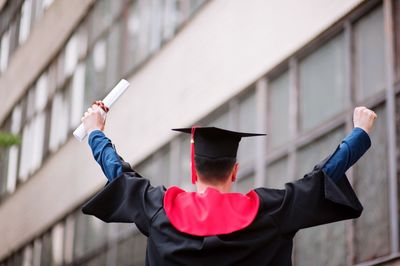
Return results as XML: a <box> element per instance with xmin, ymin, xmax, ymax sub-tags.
<box><xmin>164</xmin><ymin>186</ymin><xmax>260</xmax><ymax>236</ymax></box>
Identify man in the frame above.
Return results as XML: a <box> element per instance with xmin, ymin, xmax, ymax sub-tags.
<box><xmin>81</xmin><ymin>104</ymin><xmax>376</xmax><ymax>265</ymax></box>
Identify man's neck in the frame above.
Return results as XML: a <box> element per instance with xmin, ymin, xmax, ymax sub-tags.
<box><xmin>196</xmin><ymin>180</ymin><xmax>232</xmax><ymax>194</ymax></box>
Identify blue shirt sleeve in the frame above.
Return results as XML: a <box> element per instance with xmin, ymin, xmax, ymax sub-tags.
<box><xmin>322</xmin><ymin>127</ymin><xmax>371</xmax><ymax>183</ymax></box>
<box><xmin>88</xmin><ymin>130</ymin><xmax>123</xmax><ymax>181</ymax></box>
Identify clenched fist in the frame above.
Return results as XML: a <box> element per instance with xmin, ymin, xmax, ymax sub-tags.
<box><xmin>353</xmin><ymin>106</ymin><xmax>377</xmax><ymax>134</ymax></box>
<box><xmin>81</xmin><ymin>102</ymin><xmax>107</xmax><ymax>134</ymax></box>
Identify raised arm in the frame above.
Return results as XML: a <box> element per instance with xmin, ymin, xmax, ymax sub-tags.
<box><xmin>322</xmin><ymin>106</ymin><xmax>377</xmax><ymax>182</ymax></box>
<box><xmin>88</xmin><ymin>130</ymin><xmax>123</xmax><ymax>181</ymax></box>
<box><xmin>257</xmin><ymin>106</ymin><xmax>377</xmax><ymax>234</ymax></box>
<box><xmin>82</xmin><ymin>102</ymin><xmax>122</xmax><ymax>181</ymax></box>
<box><xmin>80</xmin><ymin>102</ymin><xmax>164</xmax><ymax>235</ymax></box>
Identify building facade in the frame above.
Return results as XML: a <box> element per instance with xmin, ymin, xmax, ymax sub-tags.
<box><xmin>0</xmin><ymin>0</ymin><xmax>399</xmax><ymax>265</ymax></box>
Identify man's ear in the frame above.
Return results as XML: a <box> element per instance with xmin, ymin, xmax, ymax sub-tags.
<box><xmin>231</xmin><ymin>163</ymin><xmax>239</xmax><ymax>182</ymax></box>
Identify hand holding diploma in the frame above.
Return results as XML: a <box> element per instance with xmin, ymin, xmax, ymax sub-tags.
<box><xmin>81</xmin><ymin>102</ymin><xmax>107</xmax><ymax>134</ymax></box>
<box><xmin>73</xmin><ymin>79</ymin><xmax>130</xmax><ymax>141</ymax></box>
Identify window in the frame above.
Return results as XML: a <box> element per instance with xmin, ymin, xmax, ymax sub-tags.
<box><xmin>0</xmin><ymin>118</ymin><xmax>11</xmax><ymax>197</ymax></box>
<box><xmin>106</xmin><ymin>21</ymin><xmax>123</xmax><ymax>89</ymax></box>
<box><xmin>64</xmin><ymin>35</ymin><xmax>79</xmax><ymax>78</ymax></box>
<box><xmin>70</xmin><ymin>63</ymin><xmax>85</xmax><ymax>129</ymax></box>
<box><xmin>162</xmin><ymin>0</ymin><xmax>185</xmax><ymax>41</ymax></box>
<box><xmin>189</xmin><ymin>0</ymin><xmax>206</xmax><ymax>16</ymax></box>
<box><xmin>51</xmin><ymin>223</ymin><xmax>64</xmax><ymax>265</ymax></box>
<box><xmin>268</xmin><ymin>71</ymin><xmax>290</xmax><ymax>149</ymax></box>
<box><xmin>266</xmin><ymin>156</ymin><xmax>289</xmax><ymax>189</ymax></box>
<box><xmin>76</xmin><ymin>21</ymin><xmax>88</xmax><ymax>60</ymax></box>
<box><xmin>295</xmin><ymin>128</ymin><xmax>346</xmax><ymax>266</ymax></box>
<box><xmin>136</xmin><ymin>147</ymin><xmax>171</xmax><ymax>187</ymax></box>
<box><xmin>73</xmin><ymin>212</ymin><xmax>108</xmax><ymax>260</ymax></box>
<box><xmin>116</xmin><ymin>233</ymin><xmax>147</xmax><ymax>266</ymax></box>
<box><xmin>88</xmin><ymin>0</ymin><xmax>112</xmax><ymax>47</ymax></box>
<box><xmin>354</xmin><ymin>104</ymin><xmax>390</xmax><ymax>262</ymax></box>
<box><xmin>149</xmin><ymin>0</ymin><xmax>164</xmax><ymax>53</ymax></box>
<box><xmin>8</xmin><ymin>18</ymin><xmax>20</xmax><ymax>59</ymax></box>
<box><xmin>0</xmin><ymin>29</ymin><xmax>10</xmax><ymax>73</ymax></box>
<box><xmin>295</xmin><ymin>222</ymin><xmax>347</xmax><ymax>266</ymax></box>
<box><xmin>124</xmin><ymin>0</ymin><xmax>147</xmax><ymax>75</ymax></box>
<box><xmin>299</xmin><ymin>33</ymin><xmax>347</xmax><ymax>131</ymax></box>
<box><xmin>19</xmin><ymin>0</ymin><xmax>32</xmax><ymax>44</ymax></box>
<box><xmin>237</xmin><ymin>92</ymin><xmax>257</xmax><ymax>165</ymax></box>
<box><xmin>178</xmin><ymin>134</ymin><xmax>191</xmax><ymax>190</ymax></box>
<box><xmin>49</xmin><ymin>86</ymin><xmax>70</xmax><ymax>153</ymax></box>
<box><xmin>18</xmin><ymin>81</ymin><xmax>48</xmax><ymax>181</ymax></box>
<box><xmin>22</xmin><ymin>245</ymin><xmax>34</xmax><ymax>266</ymax></box>
<box><xmin>354</xmin><ymin>6</ymin><xmax>386</xmax><ymax>100</ymax></box>
<box><xmin>84</xmin><ymin>39</ymin><xmax>107</xmax><ymax>107</ymax></box>
<box><xmin>7</xmin><ymin>105</ymin><xmax>22</xmax><ymax>193</ymax></box>
<box><xmin>204</xmin><ymin>108</ymin><xmax>230</xmax><ymax>128</ymax></box>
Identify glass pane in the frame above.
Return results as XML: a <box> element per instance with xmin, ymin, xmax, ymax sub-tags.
<box><xmin>41</xmin><ymin>233</ymin><xmax>53</xmax><ymax>266</ymax></box>
<box><xmin>236</xmin><ymin>175</ymin><xmax>254</xmax><ymax>194</ymax></box>
<box><xmin>8</xmin><ymin>19</ymin><xmax>19</xmax><ymax>59</ymax></box>
<box><xmin>64</xmin><ymin>35</ymin><xmax>79</xmax><ymax>78</ymax></box>
<box><xmin>51</xmin><ymin>223</ymin><xmax>64</xmax><ymax>266</ymax></box>
<box><xmin>297</xmin><ymin>127</ymin><xmax>345</xmax><ymax>178</ymax></box>
<box><xmin>162</xmin><ymin>0</ymin><xmax>184</xmax><ymax>41</ymax></box>
<box><xmin>73</xmin><ymin>213</ymin><xmax>108</xmax><ymax>260</ymax></box>
<box><xmin>88</xmin><ymin>0</ymin><xmax>112</xmax><ymax>47</ymax></box>
<box><xmin>116</xmin><ymin>234</ymin><xmax>135</xmax><ymax>266</ymax></box>
<box><xmin>0</xmin><ymin>29</ymin><xmax>10</xmax><ymax>73</ymax></box>
<box><xmin>84</xmin><ymin>40</ymin><xmax>107</xmax><ymax>108</ymax></box>
<box><xmin>124</xmin><ymin>0</ymin><xmax>147</xmax><ymax>74</ymax></box>
<box><xmin>178</xmin><ymin>135</ymin><xmax>192</xmax><ymax>190</ymax></box>
<box><xmin>299</xmin><ymin>33</ymin><xmax>347</xmax><ymax>131</ymax></box>
<box><xmin>205</xmin><ymin>109</ymin><xmax>230</xmax><ymax>128</ymax></box>
<box><xmin>295</xmin><ymin>222</ymin><xmax>347</xmax><ymax>266</ymax></box>
<box><xmin>149</xmin><ymin>0</ymin><xmax>164</xmax><ymax>53</ymax></box>
<box><xmin>152</xmin><ymin>148</ymin><xmax>171</xmax><ymax>186</ymax></box>
<box><xmin>70</xmin><ymin>63</ymin><xmax>85</xmax><ymax>128</ymax></box>
<box><xmin>354</xmin><ymin>104</ymin><xmax>390</xmax><ymax>262</ymax></box>
<box><xmin>0</xmin><ymin>146</ymin><xmax>9</xmax><ymax>196</ymax></box>
<box><xmin>268</xmin><ymin>71</ymin><xmax>290</xmax><ymax>148</ymax></box>
<box><xmin>133</xmin><ymin>233</ymin><xmax>147</xmax><ymax>265</ymax></box>
<box><xmin>354</xmin><ymin>6</ymin><xmax>386</xmax><ymax>100</ymax></box>
<box><xmin>237</xmin><ymin>92</ymin><xmax>256</xmax><ymax>164</ymax></box>
<box><xmin>136</xmin><ymin>147</ymin><xmax>170</xmax><ymax>187</ymax></box>
<box><xmin>295</xmin><ymin>127</ymin><xmax>346</xmax><ymax>266</ymax></box>
<box><xmin>23</xmin><ymin>245</ymin><xmax>34</xmax><ymax>266</ymax></box>
<box><xmin>106</xmin><ymin>21</ymin><xmax>123</xmax><ymax>89</ymax></box>
<box><xmin>49</xmin><ymin>88</ymin><xmax>70</xmax><ymax>153</ymax></box>
<box><xmin>19</xmin><ymin>0</ymin><xmax>32</xmax><ymax>44</ymax></box>
<box><xmin>266</xmin><ymin>156</ymin><xmax>289</xmax><ymax>189</ymax></box>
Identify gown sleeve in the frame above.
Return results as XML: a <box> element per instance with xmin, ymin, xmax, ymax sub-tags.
<box><xmin>256</xmin><ymin>143</ymin><xmax>364</xmax><ymax>235</ymax></box>
<box><xmin>81</xmin><ymin>157</ymin><xmax>165</xmax><ymax>236</ymax></box>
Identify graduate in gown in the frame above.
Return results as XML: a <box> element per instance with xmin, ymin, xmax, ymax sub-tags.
<box><xmin>80</xmin><ymin>104</ymin><xmax>377</xmax><ymax>266</ymax></box>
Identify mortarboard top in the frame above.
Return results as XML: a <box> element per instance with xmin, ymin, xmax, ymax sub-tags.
<box><xmin>172</xmin><ymin>127</ymin><xmax>266</xmax><ymax>184</ymax></box>
<box><xmin>172</xmin><ymin>127</ymin><xmax>265</xmax><ymax>159</ymax></box>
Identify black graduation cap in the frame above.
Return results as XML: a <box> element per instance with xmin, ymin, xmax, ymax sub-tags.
<box><xmin>172</xmin><ymin>127</ymin><xmax>266</xmax><ymax>184</ymax></box>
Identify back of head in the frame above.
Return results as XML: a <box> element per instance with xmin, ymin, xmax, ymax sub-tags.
<box><xmin>194</xmin><ymin>155</ymin><xmax>236</xmax><ymax>184</ymax></box>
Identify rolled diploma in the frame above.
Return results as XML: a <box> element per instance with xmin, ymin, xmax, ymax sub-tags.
<box><xmin>73</xmin><ymin>79</ymin><xmax>130</xmax><ymax>142</ymax></box>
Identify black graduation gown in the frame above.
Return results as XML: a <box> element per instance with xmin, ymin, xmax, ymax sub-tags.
<box><xmin>82</xmin><ymin>144</ymin><xmax>363</xmax><ymax>266</ymax></box>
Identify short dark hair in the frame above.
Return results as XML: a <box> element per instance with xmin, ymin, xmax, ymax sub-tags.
<box><xmin>194</xmin><ymin>155</ymin><xmax>236</xmax><ymax>184</ymax></box>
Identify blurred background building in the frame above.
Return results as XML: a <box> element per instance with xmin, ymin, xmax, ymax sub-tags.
<box><xmin>0</xmin><ymin>0</ymin><xmax>399</xmax><ymax>265</ymax></box>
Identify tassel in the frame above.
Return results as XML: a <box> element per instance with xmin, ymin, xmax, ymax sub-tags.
<box><xmin>191</xmin><ymin>126</ymin><xmax>198</xmax><ymax>184</ymax></box>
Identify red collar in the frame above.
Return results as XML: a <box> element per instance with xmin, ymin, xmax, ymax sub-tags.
<box><xmin>164</xmin><ymin>186</ymin><xmax>260</xmax><ymax>236</ymax></box>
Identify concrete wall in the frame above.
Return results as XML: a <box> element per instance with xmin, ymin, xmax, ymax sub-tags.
<box><xmin>0</xmin><ymin>0</ymin><xmax>365</xmax><ymax>259</ymax></box>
